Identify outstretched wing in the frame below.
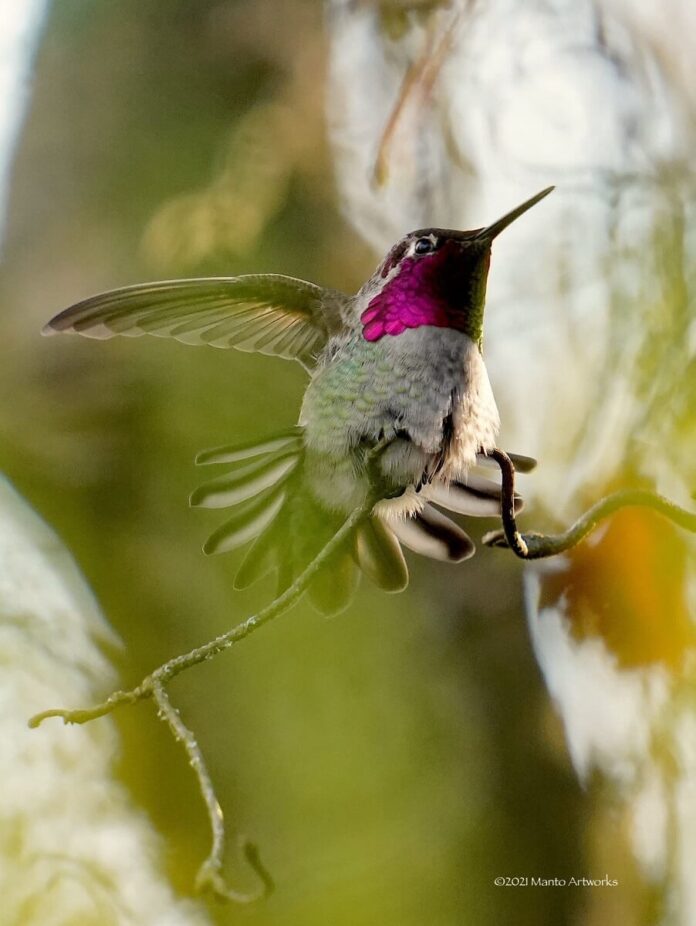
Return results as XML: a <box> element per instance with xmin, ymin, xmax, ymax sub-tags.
<box><xmin>43</xmin><ymin>274</ymin><xmax>347</xmax><ymax>368</ymax></box>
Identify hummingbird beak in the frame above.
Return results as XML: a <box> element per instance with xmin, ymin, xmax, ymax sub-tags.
<box><xmin>476</xmin><ymin>186</ymin><xmax>554</xmax><ymax>242</ymax></box>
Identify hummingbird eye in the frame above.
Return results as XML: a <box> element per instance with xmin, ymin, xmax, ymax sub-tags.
<box><xmin>413</xmin><ymin>236</ymin><xmax>436</xmax><ymax>256</ymax></box>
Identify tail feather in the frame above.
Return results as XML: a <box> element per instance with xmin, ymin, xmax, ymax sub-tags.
<box><xmin>196</xmin><ymin>427</ymin><xmax>303</xmax><ymax>465</ymax></box>
<box><xmin>390</xmin><ymin>504</ymin><xmax>475</xmax><ymax>563</ymax></box>
<box><xmin>194</xmin><ymin>428</ymin><xmax>303</xmax><ymax>559</ymax></box>
<box><xmin>190</xmin><ymin>452</ymin><xmax>298</xmax><ymax>509</ymax></box>
<box><xmin>354</xmin><ymin>519</ymin><xmax>409</xmax><ymax>592</ymax></box>
<box><xmin>197</xmin><ymin>435</ymin><xmax>349</xmax><ymax>610</ymax></box>
<box><xmin>427</xmin><ymin>474</ymin><xmax>523</xmax><ymax>517</ymax></box>
<box><xmin>233</xmin><ymin>520</ymin><xmax>279</xmax><ymax>589</ymax></box>
<box><xmin>192</xmin><ymin>428</ymin><xmax>534</xmax><ymax>615</ymax></box>
<box><xmin>202</xmin><ymin>486</ymin><xmax>286</xmax><ymax>555</ymax></box>
<box><xmin>307</xmin><ymin>553</ymin><xmax>359</xmax><ymax>616</ymax></box>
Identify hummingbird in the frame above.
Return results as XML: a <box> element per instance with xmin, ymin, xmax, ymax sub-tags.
<box><xmin>44</xmin><ymin>187</ymin><xmax>553</xmax><ymax>614</ymax></box>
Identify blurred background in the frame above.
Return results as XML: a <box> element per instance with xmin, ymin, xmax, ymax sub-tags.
<box><xmin>1</xmin><ymin>1</ymin><xmax>694</xmax><ymax>924</ymax></box>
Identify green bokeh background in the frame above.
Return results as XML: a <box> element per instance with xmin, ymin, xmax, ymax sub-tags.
<box><xmin>0</xmin><ymin>2</ymin><xmax>599</xmax><ymax>923</ymax></box>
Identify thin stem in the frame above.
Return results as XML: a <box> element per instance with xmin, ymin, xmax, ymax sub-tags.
<box><xmin>372</xmin><ymin>9</ymin><xmax>461</xmax><ymax>186</ymax></box>
<box><xmin>27</xmin><ymin>443</ymin><xmax>391</xmax><ymax>904</ymax></box>
<box><xmin>152</xmin><ymin>681</ymin><xmax>273</xmax><ymax>902</ymax></box>
<box><xmin>28</xmin><ymin>497</ymin><xmax>373</xmax><ymax>729</ymax></box>
<box><xmin>483</xmin><ymin>449</ymin><xmax>696</xmax><ymax>558</ymax></box>
<box><xmin>27</xmin><ymin>495</ymin><xmax>375</xmax><ymax>904</ymax></box>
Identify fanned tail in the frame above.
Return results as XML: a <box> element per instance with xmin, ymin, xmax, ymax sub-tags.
<box><xmin>193</xmin><ymin>427</ymin><xmax>357</xmax><ymax>614</ymax></box>
<box><xmin>192</xmin><ymin>429</ymin><xmax>534</xmax><ymax>615</ymax></box>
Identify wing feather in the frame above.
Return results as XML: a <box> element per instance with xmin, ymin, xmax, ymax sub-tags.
<box><xmin>44</xmin><ymin>275</ymin><xmax>347</xmax><ymax>367</ymax></box>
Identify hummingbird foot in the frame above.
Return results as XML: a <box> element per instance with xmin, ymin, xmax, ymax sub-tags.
<box><xmin>485</xmin><ymin>447</ymin><xmax>531</xmax><ymax>557</ymax></box>
<box><xmin>482</xmin><ymin>528</ymin><xmax>545</xmax><ymax>555</ymax></box>
<box><xmin>482</xmin><ymin>527</ymin><xmax>530</xmax><ymax>557</ymax></box>
<box><xmin>483</xmin><ymin>472</ymin><xmax>696</xmax><ymax>562</ymax></box>
<box><xmin>364</xmin><ymin>436</ymin><xmax>402</xmax><ymax>504</ymax></box>
<box><xmin>481</xmin><ymin>528</ymin><xmax>508</xmax><ymax>548</ymax></box>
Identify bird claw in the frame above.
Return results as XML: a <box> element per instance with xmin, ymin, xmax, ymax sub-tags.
<box><xmin>482</xmin><ymin>528</ymin><xmax>509</xmax><ymax>548</ymax></box>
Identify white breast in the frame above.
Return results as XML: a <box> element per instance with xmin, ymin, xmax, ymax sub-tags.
<box><xmin>447</xmin><ymin>337</ymin><xmax>500</xmax><ymax>478</ymax></box>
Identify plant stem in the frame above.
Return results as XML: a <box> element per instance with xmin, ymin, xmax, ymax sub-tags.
<box><xmin>483</xmin><ymin>449</ymin><xmax>696</xmax><ymax>558</ymax></box>
<box><xmin>152</xmin><ymin>681</ymin><xmax>273</xmax><ymax>902</ymax></box>
<box><xmin>29</xmin><ymin>498</ymin><xmax>372</xmax><ymax>729</ymax></box>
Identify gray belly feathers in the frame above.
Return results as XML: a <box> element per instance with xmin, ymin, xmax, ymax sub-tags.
<box><xmin>300</xmin><ymin>327</ymin><xmax>501</xmax><ymax>512</ymax></box>
<box><xmin>192</xmin><ymin>326</ymin><xmax>516</xmax><ymax>616</ymax></box>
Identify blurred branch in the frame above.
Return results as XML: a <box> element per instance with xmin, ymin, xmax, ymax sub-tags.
<box><xmin>0</xmin><ymin>476</ymin><xmax>209</xmax><ymax>923</ymax></box>
<box><xmin>483</xmin><ymin>448</ymin><xmax>696</xmax><ymax>558</ymax></box>
<box><xmin>373</xmin><ymin>5</ymin><xmax>462</xmax><ymax>186</ymax></box>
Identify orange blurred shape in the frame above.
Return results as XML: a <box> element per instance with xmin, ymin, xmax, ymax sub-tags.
<box><xmin>539</xmin><ymin>506</ymin><xmax>695</xmax><ymax>670</ymax></box>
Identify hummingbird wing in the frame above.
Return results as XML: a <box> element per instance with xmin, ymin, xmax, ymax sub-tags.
<box><xmin>43</xmin><ymin>275</ymin><xmax>347</xmax><ymax>369</ymax></box>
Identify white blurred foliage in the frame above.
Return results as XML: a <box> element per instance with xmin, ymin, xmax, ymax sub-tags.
<box><xmin>326</xmin><ymin>0</ymin><xmax>696</xmax><ymax>514</ymax></box>
<box><xmin>0</xmin><ymin>477</ymin><xmax>210</xmax><ymax>925</ymax></box>
<box><xmin>527</xmin><ymin>562</ymin><xmax>696</xmax><ymax>911</ymax></box>
<box><xmin>326</xmin><ymin>0</ymin><xmax>696</xmax><ymax>915</ymax></box>
<box><xmin>0</xmin><ymin>9</ymin><xmax>210</xmax><ymax>923</ymax></box>
<box><xmin>0</xmin><ymin>0</ymin><xmax>48</xmax><ymax>241</ymax></box>
<box><xmin>525</xmin><ymin>562</ymin><xmax>671</xmax><ymax>784</ymax></box>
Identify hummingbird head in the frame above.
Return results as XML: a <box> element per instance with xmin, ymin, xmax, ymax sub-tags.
<box><xmin>360</xmin><ymin>187</ymin><xmax>554</xmax><ymax>346</ymax></box>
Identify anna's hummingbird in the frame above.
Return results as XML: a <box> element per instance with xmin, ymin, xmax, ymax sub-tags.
<box><xmin>44</xmin><ymin>187</ymin><xmax>553</xmax><ymax>614</ymax></box>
